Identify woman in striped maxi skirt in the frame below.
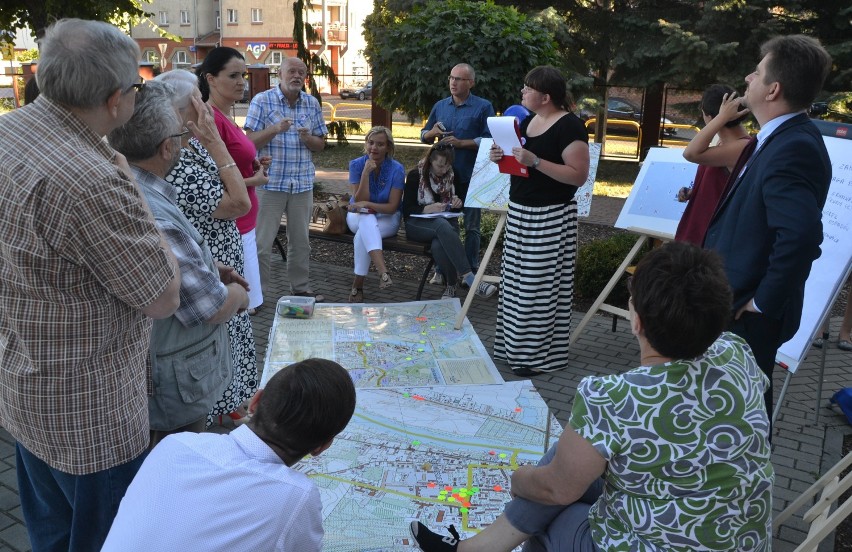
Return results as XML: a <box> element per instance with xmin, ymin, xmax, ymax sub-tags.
<box><xmin>490</xmin><ymin>66</ymin><xmax>590</xmax><ymax>377</ymax></box>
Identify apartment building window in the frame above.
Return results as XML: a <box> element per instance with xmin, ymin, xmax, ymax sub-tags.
<box><xmin>158</xmin><ymin>11</ymin><xmax>169</xmax><ymax>25</ymax></box>
<box><xmin>269</xmin><ymin>51</ymin><xmax>282</xmax><ymax>65</ymax></box>
<box><xmin>180</xmin><ymin>10</ymin><xmax>190</xmax><ymax>25</ymax></box>
<box><xmin>143</xmin><ymin>50</ymin><xmax>159</xmax><ymax>64</ymax></box>
<box><xmin>251</xmin><ymin>8</ymin><xmax>263</xmax><ymax>23</ymax></box>
<box><xmin>227</xmin><ymin>9</ymin><xmax>238</xmax><ymax>24</ymax></box>
<box><xmin>216</xmin><ymin>11</ymin><xmax>220</xmax><ymax>29</ymax></box>
<box><xmin>173</xmin><ymin>50</ymin><xmax>190</xmax><ymax>68</ymax></box>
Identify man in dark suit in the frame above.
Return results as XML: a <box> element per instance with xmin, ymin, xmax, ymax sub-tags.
<box><xmin>704</xmin><ymin>35</ymin><xmax>833</xmax><ymax>425</ymax></box>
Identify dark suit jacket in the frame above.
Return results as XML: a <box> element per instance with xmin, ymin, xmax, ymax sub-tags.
<box><xmin>704</xmin><ymin>113</ymin><xmax>831</xmax><ymax>342</ymax></box>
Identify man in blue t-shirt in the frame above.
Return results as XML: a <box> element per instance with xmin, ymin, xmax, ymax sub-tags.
<box><xmin>421</xmin><ymin>63</ymin><xmax>495</xmax><ymax>277</ymax></box>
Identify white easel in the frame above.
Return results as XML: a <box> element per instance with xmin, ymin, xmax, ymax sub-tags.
<box><xmin>454</xmin><ymin>210</ymin><xmax>506</xmax><ymax>330</ymax></box>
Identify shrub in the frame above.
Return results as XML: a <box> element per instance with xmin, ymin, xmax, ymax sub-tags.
<box><xmin>575</xmin><ymin>233</ymin><xmax>647</xmax><ymax>306</ymax></box>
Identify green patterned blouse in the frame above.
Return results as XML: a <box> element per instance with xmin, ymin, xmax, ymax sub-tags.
<box><xmin>570</xmin><ymin>332</ymin><xmax>773</xmax><ymax>551</ymax></box>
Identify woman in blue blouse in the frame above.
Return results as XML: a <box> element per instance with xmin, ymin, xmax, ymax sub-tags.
<box><xmin>346</xmin><ymin>126</ymin><xmax>405</xmax><ymax>302</ymax></box>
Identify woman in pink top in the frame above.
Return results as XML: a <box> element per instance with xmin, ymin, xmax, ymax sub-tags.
<box><xmin>198</xmin><ymin>47</ymin><xmax>270</xmax><ymax>315</ymax></box>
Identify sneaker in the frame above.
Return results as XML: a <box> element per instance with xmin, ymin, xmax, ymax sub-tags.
<box><xmin>429</xmin><ymin>271</ymin><xmax>445</xmax><ymax>286</ymax></box>
<box><xmin>475</xmin><ymin>281</ymin><xmax>497</xmax><ymax>298</ymax></box>
<box><xmin>441</xmin><ymin>285</ymin><xmax>456</xmax><ymax>299</ymax></box>
<box><xmin>410</xmin><ymin>521</ymin><xmax>460</xmax><ymax>552</ymax></box>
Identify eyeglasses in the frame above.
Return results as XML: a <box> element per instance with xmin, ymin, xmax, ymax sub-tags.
<box><xmin>169</xmin><ymin>129</ymin><xmax>191</xmax><ymax>139</ymax></box>
<box><xmin>448</xmin><ymin>76</ymin><xmax>471</xmax><ymax>83</ymax></box>
<box><xmin>521</xmin><ymin>85</ymin><xmax>540</xmax><ymax>94</ymax></box>
<box><xmin>432</xmin><ymin>143</ymin><xmax>454</xmax><ymax>151</ymax></box>
<box><xmin>126</xmin><ymin>77</ymin><xmax>145</xmax><ymax>95</ymax></box>
<box><xmin>626</xmin><ymin>276</ymin><xmax>633</xmax><ymax>296</ymax></box>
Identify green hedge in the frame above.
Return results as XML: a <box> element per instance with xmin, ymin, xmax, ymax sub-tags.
<box><xmin>575</xmin><ymin>233</ymin><xmax>647</xmax><ymax>305</ymax></box>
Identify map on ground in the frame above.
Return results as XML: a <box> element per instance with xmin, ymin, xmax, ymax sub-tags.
<box><xmin>260</xmin><ymin>300</ymin><xmax>502</xmax><ymax>388</ymax></box>
<box><xmin>467</xmin><ymin>139</ymin><xmax>601</xmax><ymax>218</ymax></box>
<box><xmin>295</xmin><ymin>381</ymin><xmax>563</xmax><ymax>551</ymax></box>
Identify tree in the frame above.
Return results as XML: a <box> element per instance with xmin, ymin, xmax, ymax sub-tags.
<box><xmin>364</xmin><ymin>0</ymin><xmax>558</xmax><ymax>120</ymax></box>
<box><xmin>0</xmin><ymin>1</ymin><xmax>151</xmax><ymax>40</ymax></box>
<box><xmin>291</xmin><ymin>0</ymin><xmax>359</xmax><ymax>143</ymax></box>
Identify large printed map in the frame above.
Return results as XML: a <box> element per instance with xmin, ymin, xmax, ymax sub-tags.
<box><xmin>260</xmin><ymin>300</ymin><xmax>502</xmax><ymax>388</ymax></box>
<box><xmin>295</xmin><ymin>381</ymin><xmax>563</xmax><ymax>551</ymax></box>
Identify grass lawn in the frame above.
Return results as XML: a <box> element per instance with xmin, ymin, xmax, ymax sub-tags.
<box><xmin>316</xmin><ymin>141</ymin><xmax>641</xmax><ymax>198</ymax></box>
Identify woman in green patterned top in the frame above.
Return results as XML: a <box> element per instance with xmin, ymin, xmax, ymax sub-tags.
<box><xmin>411</xmin><ymin>241</ymin><xmax>773</xmax><ymax>552</ymax></box>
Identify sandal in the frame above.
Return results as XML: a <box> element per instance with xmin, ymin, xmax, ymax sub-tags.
<box><xmin>839</xmin><ymin>339</ymin><xmax>852</xmax><ymax>352</ymax></box>
<box><xmin>348</xmin><ymin>288</ymin><xmax>364</xmax><ymax>303</ymax></box>
<box><xmin>813</xmin><ymin>337</ymin><xmax>824</xmax><ymax>349</ymax></box>
<box><xmin>378</xmin><ymin>272</ymin><xmax>393</xmax><ymax>289</ymax></box>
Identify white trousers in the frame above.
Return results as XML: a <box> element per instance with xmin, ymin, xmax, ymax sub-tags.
<box><xmin>346</xmin><ymin>211</ymin><xmax>401</xmax><ymax>276</ymax></box>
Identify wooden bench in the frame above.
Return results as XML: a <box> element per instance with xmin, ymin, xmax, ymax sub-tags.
<box><xmin>273</xmin><ymin>219</ymin><xmax>435</xmax><ymax>300</ymax></box>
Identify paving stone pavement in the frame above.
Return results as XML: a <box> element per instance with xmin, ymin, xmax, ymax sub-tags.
<box><xmin>1</xmin><ymin>207</ymin><xmax>850</xmax><ymax>551</ymax></box>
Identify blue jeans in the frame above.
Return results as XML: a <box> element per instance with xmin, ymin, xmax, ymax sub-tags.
<box><xmin>504</xmin><ymin>445</ymin><xmax>603</xmax><ymax>552</ymax></box>
<box><xmin>405</xmin><ymin>216</ymin><xmax>471</xmax><ymax>285</ymax></box>
<box><xmin>16</xmin><ymin>443</ymin><xmax>147</xmax><ymax>552</ymax></box>
<box><xmin>462</xmin><ymin>207</ymin><xmax>482</xmax><ymax>271</ymax></box>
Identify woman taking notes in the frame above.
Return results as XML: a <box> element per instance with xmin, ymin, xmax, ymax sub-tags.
<box><xmin>346</xmin><ymin>126</ymin><xmax>405</xmax><ymax>302</ymax></box>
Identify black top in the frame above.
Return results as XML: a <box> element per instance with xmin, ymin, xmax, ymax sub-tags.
<box><xmin>509</xmin><ymin>112</ymin><xmax>589</xmax><ymax>207</ymax></box>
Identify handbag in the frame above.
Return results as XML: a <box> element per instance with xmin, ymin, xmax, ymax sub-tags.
<box><xmin>318</xmin><ymin>193</ymin><xmax>350</xmax><ymax>235</ymax></box>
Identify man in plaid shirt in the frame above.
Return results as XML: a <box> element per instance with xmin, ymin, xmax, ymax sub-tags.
<box><xmin>0</xmin><ymin>19</ymin><xmax>180</xmax><ymax>551</ymax></box>
<box><xmin>245</xmin><ymin>57</ymin><xmax>328</xmax><ymax>302</ymax></box>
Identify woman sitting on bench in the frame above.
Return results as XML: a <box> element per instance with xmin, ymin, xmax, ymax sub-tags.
<box><xmin>346</xmin><ymin>126</ymin><xmax>405</xmax><ymax>302</ymax></box>
<box><xmin>402</xmin><ymin>144</ymin><xmax>496</xmax><ymax>300</ymax></box>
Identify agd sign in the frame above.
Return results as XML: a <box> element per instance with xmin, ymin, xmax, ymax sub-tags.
<box><xmin>246</xmin><ymin>42</ymin><xmax>267</xmax><ymax>60</ymax></box>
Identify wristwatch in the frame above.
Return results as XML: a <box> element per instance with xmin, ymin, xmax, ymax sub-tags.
<box><xmin>532</xmin><ymin>156</ymin><xmax>541</xmax><ymax>169</ymax></box>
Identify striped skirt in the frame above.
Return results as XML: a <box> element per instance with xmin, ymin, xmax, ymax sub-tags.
<box><xmin>494</xmin><ymin>201</ymin><xmax>577</xmax><ymax>372</ymax></box>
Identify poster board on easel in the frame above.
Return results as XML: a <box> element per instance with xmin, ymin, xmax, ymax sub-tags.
<box><xmin>570</xmin><ymin>147</ymin><xmax>698</xmax><ymax>343</ymax></box>
<box><xmin>454</xmin><ymin>140</ymin><xmax>602</xmax><ymax>329</ymax></box>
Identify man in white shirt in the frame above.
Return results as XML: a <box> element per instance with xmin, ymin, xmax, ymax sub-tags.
<box><xmin>101</xmin><ymin>359</ymin><xmax>356</xmax><ymax>551</ymax></box>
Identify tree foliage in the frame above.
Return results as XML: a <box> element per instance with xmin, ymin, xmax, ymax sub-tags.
<box><xmin>0</xmin><ymin>0</ymin><xmax>151</xmax><ymax>40</ymax></box>
<box><xmin>364</xmin><ymin>0</ymin><xmax>558</xmax><ymax>119</ymax></box>
<box><xmin>291</xmin><ymin>0</ymin><xmax>359</xmax><ymax>143</ymax></box>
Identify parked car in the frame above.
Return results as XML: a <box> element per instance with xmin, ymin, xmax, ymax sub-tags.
<box><xmin>580</xmin><ymin>96</ymin><xmax>677</xmax><ymax>137</ymax></box>
<box><xmin>339</xmin><ymin>81</ymin><xmax>372</xmax><ymax>100</ymax></box>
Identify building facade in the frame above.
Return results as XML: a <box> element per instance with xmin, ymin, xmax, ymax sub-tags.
<box><xmin>129</xmin><ymin>0</ymin><xmax>372</xmax><ymax>93</ymax></box>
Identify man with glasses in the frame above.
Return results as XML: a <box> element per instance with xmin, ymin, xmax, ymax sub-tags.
<box><xmin>109</xmin><ymin>80</ymin><xmax>250</xmax><ymax>446</ymax></box>
<box><xmin>421</xmin><ymin>63</ymin><xmax>495</xmax><ymax>281</ymax></box>
<box><xmin>0</xmin><ymin>19</ymin><xmax>180</xmax><ymax>550</ymax></box>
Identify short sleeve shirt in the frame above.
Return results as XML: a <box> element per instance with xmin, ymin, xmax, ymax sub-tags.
<box><xmin>570</xmin><ymin>332</ymin><xmax>774</xmax><ymax>551</ymax></box>
<box><xmin>348</xmin><ymin>155</ymin><xmax>405</xmax><ymax>207</ymax></box>
<box><xmin>0</xmin><ymin>97</ymin><xmax>176</xmax><ymax>474</ymax></box>
<box><xmin>244</xmin><ymin>88</ymin><xmax>327</xmax><ymax>194</ymax></box>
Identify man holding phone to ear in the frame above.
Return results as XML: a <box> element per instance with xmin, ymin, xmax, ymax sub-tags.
<box><xmin>421</xmin><ymin>63</ymin><xmax>495</xmax><ymax>278</ymax></box>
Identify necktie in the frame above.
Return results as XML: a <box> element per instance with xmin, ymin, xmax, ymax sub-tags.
<box><xmin>719</xmin><ymin>135</ymin><xmax>758</xmax><ymax>203</ymax></box>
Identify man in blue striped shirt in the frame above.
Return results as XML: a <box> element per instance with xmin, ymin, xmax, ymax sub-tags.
<box><xmin>246</xmin><ymin>57</ymin><xmax>328</xmax><ymax>301</ymax></box>
<box><xmin>421</xmin><ymin>63</ymin><xmax>495</xmax><ymax>276</ymax></box>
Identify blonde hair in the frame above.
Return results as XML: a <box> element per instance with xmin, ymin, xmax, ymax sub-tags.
<box><xmin>363</xmin><ymin>126</ymin><xmax>395</xmax><ymax>158</ymax></box>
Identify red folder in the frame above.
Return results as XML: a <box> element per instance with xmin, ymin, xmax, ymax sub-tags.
<box><xmin>494</xmin><ymin>117</ymin><xmax>529</xmax><ymax>178</ymax></box>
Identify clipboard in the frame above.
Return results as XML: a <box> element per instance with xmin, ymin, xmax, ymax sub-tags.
<box><xmin>488</xmin><ymin>116</ymin><xmax>529</xmax><ymax>178</ymax></box>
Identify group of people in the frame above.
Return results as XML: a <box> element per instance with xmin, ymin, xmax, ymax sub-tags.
<box><xmin>411</xmin><ymin>33</ymin><xmax>835</xmax><ymax>552</ymax></box>
<box><xmin>0</xmin><ymin>14</ymin><xmax>843</xmax><ymax>552</ymax></box>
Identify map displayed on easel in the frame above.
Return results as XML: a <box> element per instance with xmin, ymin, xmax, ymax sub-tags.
<box><xmin>295</xmin><ymin>381</ymin><xmax>562</xmax><ymax>551</ymax></box>
<box><xmin>614</xmin><ymin>147</ymin><xmax>697</xmax><ymax>239</ymax></box>
<box><xmin>467</xmin><ymin>139</ymin><xmax>601</xmax><ymax>217</ymax></box>
<box><xmin>260</xmin><ymin>300</ymin><xmax>503</xmax><ymax>388</ymax></box>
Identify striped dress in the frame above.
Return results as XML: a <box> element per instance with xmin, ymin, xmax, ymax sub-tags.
<box><xmin>494</xmin><ymin>112</ymin><xmax>588</xmax><ymax>373</ymax></box>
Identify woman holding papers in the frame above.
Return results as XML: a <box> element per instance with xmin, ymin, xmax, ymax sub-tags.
<box><xmin>403</xmin><ymin>144</ymin><xmax>497</xmax><ymax>300</ymax></box>
<box><xmin>346</xmin><ymin>126</ymin><xmax>405</xmax><ymax>302</ymax></box>
<box><xmin>488</xmin><ymin>65</ymin><xmax>590</xmax><ymax>377</ymax></box>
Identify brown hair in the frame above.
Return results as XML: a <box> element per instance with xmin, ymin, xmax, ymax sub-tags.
<box><xmin>760</xmin><ymin>35</ymin><xmax>831</xmax><ymax>111</ymax></box>
<box><xmin>250</xmin><ymin>358</ymin><xmax>356</xmax><ymax>461</ymax></box>
<box><xmin>631</xmin><ymin>242</ymin><xmax>732</xmax><ymax>359</ymax></box>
